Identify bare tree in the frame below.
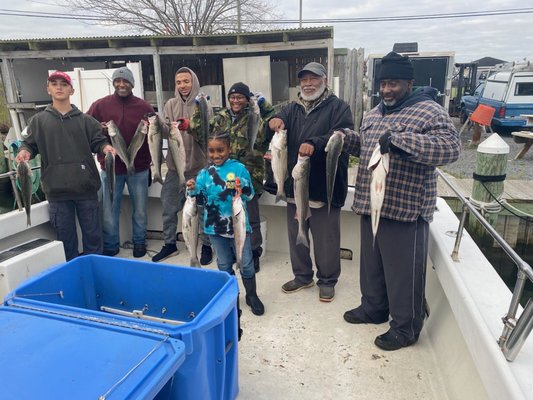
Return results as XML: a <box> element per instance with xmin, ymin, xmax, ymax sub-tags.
<box><xmin>63</xmin><ymin>0</ymin><xmax>283</xmax><ymax>35</ymax></box>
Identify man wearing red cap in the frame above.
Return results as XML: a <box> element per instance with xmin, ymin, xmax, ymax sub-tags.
<box><xmin>342</xmin><ymin>51</ymin><xmax>461</xmax><ymax>351</ymax></box>
<box><xmin>16</xmin><ymin>71</ymin><xmax>115</xmax><ymax>260</ymax></box>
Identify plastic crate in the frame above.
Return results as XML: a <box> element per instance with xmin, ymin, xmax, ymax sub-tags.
<box><xmin>0</xmin><ymin>306</ymin><xmax>186</xmax><ymax>400</ymax></box>
<box><xmin>5</xmin><ymin>255</ymin><xmax>240</xmax><ymax>400</ymax></box>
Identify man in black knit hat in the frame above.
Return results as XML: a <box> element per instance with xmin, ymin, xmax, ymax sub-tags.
<box><xmin>341</xmin><ymin>52</ymin><xmax>461</xmax><ymax>350</ymax></box>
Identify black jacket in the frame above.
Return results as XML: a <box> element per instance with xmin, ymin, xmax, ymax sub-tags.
<box><xmin>21</xmin><ymin>105</ymin><xmax>108</xmax><ymax>201</ymax></box>
<box><xmin>265</xmin><ymin>94</ymin><xmax>354</xmax><ymax>208</ymax></box>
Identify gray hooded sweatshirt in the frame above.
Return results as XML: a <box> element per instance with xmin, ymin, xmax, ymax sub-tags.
<box><xmin>161</xmin><ymin>67</ymin><xmax>207</xmax><ymax>179</ymax></box>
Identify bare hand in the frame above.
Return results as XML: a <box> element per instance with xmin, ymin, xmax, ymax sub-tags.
<box><xmin>15</xmin><ymin>149</ymin><xmax>31</xmax><ymax>163</ymax></box>
<box><xmin>269</xmin><ymin>118</ymin><xmax>285</xmax><ymax>132</ymax></box>
<box><xmin>102</xmin><ymin>145</ymin><xmax>116</xmax><ymax>156</ymax></box>
<box><xmin>299</xmin><ymin>143</ymin><xmax>314</xmax><ymax>157</ymax></box>
<box><xmin>100</xmin><ymin>122</ymin><xmax>108</xmax><ymax>130</ymax></box>
<box><xmin>186</xmin><ymin>179</ymin><xmax>195</xmax><ymax>190</ymax></box>
<box><xmin>263</xmin><ymin>150</ymin><xmax>272</xmax><ymax>161</ymax></box>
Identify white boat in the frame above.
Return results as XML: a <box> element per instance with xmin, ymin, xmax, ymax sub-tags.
<box><xmin>0</xmin><ymin>174</ymin><xmax>532</xmax><ymax>400</ymax></box>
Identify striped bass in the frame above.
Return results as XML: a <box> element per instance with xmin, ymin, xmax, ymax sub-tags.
<box><xmin>246</xmin><ymin>96</ymin><xmax>261</xmax><ymax>151</ymax></box>
<box><xmin>368</xmin><ymin>144</ymin><xmax>390</xmax><ymax>243</ymax></box>
<box><xmin>168</xmin><ymin>121</ymin><xmax>186</xmax><ymax>185</ymax></box>
<box><xmin>17</xmin><ymin>160</ymin><xmax>32</xmax><ymax>226</ymax></box>
<box><xmin>147</xmin><ymin>114</ymin><xmax>163</xmax><ymax>184</ymax></box>
<box><xmin>270</xmin><ymin>129</ymin><xmax>288</xmax><ymax>202</ymax></box>
<box><xmin>325</xmin><ymin>130</ymin><xmax>345</xmax><ymax>213</ymax></box>
<box><xmin>292</xmin><ymin>155</ymin><xmax>311</xmax><ymax>248</ymax></box>
<box><xmin>232</xmin><ymin>178</ymin><xmax>247</xmax><ymax>270</ymax></box>
<box><xmin>126</xmin><ymin>120</ymin><xmax>148</xmax><ymax>174</ymax></box>
<box><xmin>182</xmin><ymin>196</ymin><xmax>200</xmax><ymax>268</ymax></box>
<box><xmin>104</xmin><ymin>151</ymin><xmax>115</xmax><ymax>204</ymax></box>
<box><xmin>197</xmin><ymin>93</ymin><xmax>211</xmax><ymax>154</ymax></box>
<box><xmin>106</xmin><ymin>120</ymin><xmax>131</xmax><ymax>174</ymax></box>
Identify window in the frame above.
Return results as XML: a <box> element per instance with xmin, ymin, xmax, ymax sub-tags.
<box><xmin>515</xmin><ymin>82</ymin><xmax>533</xmax><ymax>96</ymax></box>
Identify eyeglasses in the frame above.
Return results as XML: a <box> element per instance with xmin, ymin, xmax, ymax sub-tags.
<box><xmin>229</xmin><ymin>95</ymin><xmax>247</xmax><ymax>101</ymax></box>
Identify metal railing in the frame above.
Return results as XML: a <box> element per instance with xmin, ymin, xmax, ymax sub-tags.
<box><xmin>437</xmin><ymin>169</ymin><xmax>533</xmax><ymax>361</ymax></box>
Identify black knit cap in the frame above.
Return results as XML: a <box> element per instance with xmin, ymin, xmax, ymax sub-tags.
<box><xmin>228</xmin><ymin>82</ymin><xmax>250</xmax><ymax>100</ymax></box>
<box><xmin>379</xmin><ymin>52</ymin><xmax>414</xmax><ymax>80</ymax></box>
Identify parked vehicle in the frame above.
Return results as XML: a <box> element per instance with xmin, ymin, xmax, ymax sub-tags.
<box><xmin>460</xmin><ymin>64</ymin><xmax>533</xmax><ymax>133</ymax></box>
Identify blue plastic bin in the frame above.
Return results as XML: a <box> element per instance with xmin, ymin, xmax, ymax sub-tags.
<box><xmin>5</xmin><ymin>255</ymin><xmax>240</xmax><ymax>400</ymax></box>
<box><xmin>0</xmin><ymin>306</ymin><xmax>186</xmax><ymax>400</ymax></box>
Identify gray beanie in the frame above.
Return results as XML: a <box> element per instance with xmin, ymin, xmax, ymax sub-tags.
<box><xmin>112</xmin><ymin>67</ymin><xmax>135</xmax><ymax>87</ymax></box>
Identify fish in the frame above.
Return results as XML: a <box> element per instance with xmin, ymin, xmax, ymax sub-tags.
<box><xmin>147</xmin><ymin>114</ymin><xmax>163</xmax><ymax>185</ymax></box>
<box><xmin>168</xmin><ymin>122</ymin><xmax>186</xmax><ymax>185</ymax></box>
<box><xmin>325</xmin><ymin>131</ymin><xmax>345</xmax><ymax>213</ymax></box>
<box><xmin>104</xmin><ymin>151</ymin><xmax>115</xmax><ymax>204</ymax></box>
<box><xmin>17</xmin><ymin>160</ymin><xmax>32</xmax><ymax>226</ymax></box>
<box><xmin>197</xmin><ymin>93</ymin><xmax>211</xmax><ymax>154</ymax></box>
<box><xmin>270</xmin><ymin>129</ymin><xmax>288</xmax><ymax>202</ymax></box>
<box><xmin>106</xmin><ymin>120</ymin><xmax>131</xmax><ymax>174</ymax></box>
<box><xmin>126</xmin><ymin>120</ymin><xmax>148</xmax><ymax>174</ymax></box>
<box><xmin>368</xmin><ymin>144</ymin><xmax>390</xmax><ymax>243</ymax></box>
<box><xmin>246</xmin><ymin>96</ymin><xmax>261</xmax><ymax>151</ymax></box>
<box><xmin>182</xmin><ymin>196</ymin><xmax>200</xmax><ymax>268</ymax></box>
<box><xmin>232</xmin><ymin>178</ymin><xmax>247</xmax><ymax>271</ymax></box>
<box><xmin>291</xmin><ymin>155</ymin><xmax>311</xmax><ymax>248</ymax></box>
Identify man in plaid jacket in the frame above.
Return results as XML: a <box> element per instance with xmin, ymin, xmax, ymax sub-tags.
<box><xmin>342</xmin><ymin>52</ymin><xmax>461</xmax><ymax>351</ymax></box>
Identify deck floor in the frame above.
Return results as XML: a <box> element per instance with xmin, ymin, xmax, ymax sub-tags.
<box><xmin>124</xmin><ymin>239</ymin><xmax>449</xmax><ymax>400</ymax></box>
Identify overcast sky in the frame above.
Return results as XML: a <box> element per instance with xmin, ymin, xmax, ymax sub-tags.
<box><xmin>0</xmin><ymin>0</ymin><xmax>532</xmax><ymax>63</ymax></box>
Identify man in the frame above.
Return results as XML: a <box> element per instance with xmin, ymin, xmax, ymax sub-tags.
<box><xmin>152</xmin><ymin>67</ymin><xmax>211</xmax><ymax>263</ymax></box>
<box><xmin>267</xmin><ymin>62</ymin><xmax>353</xmax><ymax>302</ymax></box>
<box><xmin>189</xmin><ymin>82</ymin><xmax>275</xmax><ymax>272</ymax></box>
<box><xmin>87</xmin><ymin>67</ymin><xmax>155</xmax><ymax>258</ymax></box>
<box><xmin>16</xmin><ymin>71</ymin><xmax>115</xmax><ymax>261</ymax></box>
<box><xmin>342</xmin><ymin>52</ymin><xmax>461</xmax><ymax>350</ymax></box>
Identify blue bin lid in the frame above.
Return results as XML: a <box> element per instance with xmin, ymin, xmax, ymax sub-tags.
<box><xmin>0</xmin><ymin>307</ymin><xmax>186</xmax><ymax>399</ymax></box>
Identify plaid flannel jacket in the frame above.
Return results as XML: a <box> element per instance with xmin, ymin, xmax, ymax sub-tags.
<box><xmin>344</xmin><ymin>98</ymin><xmax>461</xmax><ymax>222</ymax></box>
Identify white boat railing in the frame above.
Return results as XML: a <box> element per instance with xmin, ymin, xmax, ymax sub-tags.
<box><xmin>436</xmin><ymin>168</ymin><xmax>533</xmax><ymax>361</ymax></box>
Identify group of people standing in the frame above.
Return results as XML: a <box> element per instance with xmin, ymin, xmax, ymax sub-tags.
<box><xmin>15</xmin><ymin>51</ymin><xmax>460</xmax><ymax>351</ymax></box>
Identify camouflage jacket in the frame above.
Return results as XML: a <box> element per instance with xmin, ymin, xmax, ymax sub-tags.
<box><xmin>190</xmin><ymin>100</ymin><xmax>275</xmax><ymax>192</ymax></box>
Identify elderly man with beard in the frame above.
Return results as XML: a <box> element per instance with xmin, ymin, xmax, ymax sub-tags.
<box><xmin>267</xmin><ymin>62</ymin><xmax>353</xmax><ymax>302</ymax></box>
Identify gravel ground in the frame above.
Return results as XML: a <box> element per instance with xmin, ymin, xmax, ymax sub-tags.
<box><xmin>440</xmin><ymin>118</ymin><xmax>533</xmax><ymax>180</ymax></box>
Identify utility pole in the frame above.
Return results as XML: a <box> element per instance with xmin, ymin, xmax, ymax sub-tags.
<box><xmin>237</xmin><ymin>0</ymin><xmax>242</xmax><ymax>33</ymax></box>
<box><xmin>299</xmin><ymin>0</ymin><xmax>303</xmax><ymax>28</ymax></box>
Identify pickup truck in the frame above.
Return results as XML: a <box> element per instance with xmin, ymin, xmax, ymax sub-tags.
<box><xmin>459</xmin><ymin>67</ymin><xmax>533</xmax><ymax>134</ymax></box>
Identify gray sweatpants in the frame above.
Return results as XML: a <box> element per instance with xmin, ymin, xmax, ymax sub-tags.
<box><xmin>359</xmin><ymin>215</ymin><xmax>428</xmax><ymax>343</ymax></box>
<box><xmin>286</xmin><ymin>203</ymin><xmax>341</xmax><ymax>287</ymax></box>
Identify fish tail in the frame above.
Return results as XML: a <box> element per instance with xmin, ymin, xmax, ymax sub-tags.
<box><xmin>26</xmin><ymin>215</ymin><xmax>31</xmax><ymax>227</ymax></box>
<box><xmin>296</xmin><ymin>231</ymin><xmax>309</xmax><ymax>248</ymax></box>
<box><xmin>191</xmin><ymin>258</ymin><xmax>201</xmax><ymax>268</ymax></box>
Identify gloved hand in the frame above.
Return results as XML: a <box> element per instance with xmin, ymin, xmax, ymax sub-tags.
<box><xmin>176</xmin><ymin>118</ymin><xmax>190</xmax><ymax>131</ymax></box>
<box><xmin>254</xmin><ymin>92</ymin><xmax>265</xmax><ymax>106</ymax></box>
<box><xmin>378</xmin><ymin>131</ymin><xmax>392</xmax><ymax>154</ymax></box>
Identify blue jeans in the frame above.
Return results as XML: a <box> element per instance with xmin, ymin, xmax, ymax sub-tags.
<box><xmin>209</xmin><ymin>234</ymin><xmax>255</xmax><ymax>279</ymax></box>
<box><xmin>48</xmin><ymin>199</ymin><xmax>102</xmax><ymax>261</ymax></box>
<box><xmin>100</xmin><ymin>169</ymin><xmax>148</xmax><ymax>250</ymax></box>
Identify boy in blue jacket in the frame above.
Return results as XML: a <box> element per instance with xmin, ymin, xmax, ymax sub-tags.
<box><xmin>186</xmin><ymin>131</ymin><xmax>264</xmax><ymax>316</ymax></box>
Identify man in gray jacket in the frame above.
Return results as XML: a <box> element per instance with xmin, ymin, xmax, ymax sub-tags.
<box><xmin>152</xmin><ymin>67</ymin><xmax>211</xmax><ymax>263</ymax></box>
<box><xmin>16</xmin><ymin>71</ymin><xmax>115</xmax><ymax>260</ymax></box>
<box><xmin>342</xmin><ymin>52</ymin><xmax>461</xmax><ymax>351</ymax></box>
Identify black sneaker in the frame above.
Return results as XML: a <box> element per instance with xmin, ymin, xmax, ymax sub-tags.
<box><xmin>133</xmin><ymin>244</ymin><xmax>147</xmax><ymax>258</ymax></box>
<box><xmin>103</xmin><ymin>248</ymin><xmax>119</xmax><ymax>257</ymax></box>
<box><xmin>152</xmin><ymin>244</ymin><xmax>179</xmax><ymax>262</ymax></box>
<box><xmin>374</xmin><ymin>331</ymin><xmax>417</xmax><ymax>351</ymax></box>
<box><xmin>200</xmin><ymin>245</ymin><xmax>213</xmax><ymax>265</ymax></box>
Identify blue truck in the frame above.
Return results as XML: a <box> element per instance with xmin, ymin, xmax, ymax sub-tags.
<box><xmin>460</xmin><ymin>65</ymin><xmax>533</xmax><ymax>134</ymax></box>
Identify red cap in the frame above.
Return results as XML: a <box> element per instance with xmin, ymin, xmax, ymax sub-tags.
<box><xmin>48</xmin><ymin>71</ymin><xmax>72</xmax><ymax>86</ymax></box>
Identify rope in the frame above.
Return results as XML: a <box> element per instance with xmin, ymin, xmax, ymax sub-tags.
<box><xmin>472</xmin><ymin>181</ymin><xmax>533</xmax><ymax>222</ymax></box>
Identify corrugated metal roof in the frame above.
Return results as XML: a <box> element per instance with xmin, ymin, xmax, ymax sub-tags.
<box><xmin>0</xmin><ymin>27</ymin><xmax>333</xmax><ymax>52</ymax></box>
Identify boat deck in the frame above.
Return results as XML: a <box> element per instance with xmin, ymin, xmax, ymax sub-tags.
<box><xmin>124</xmin><ymin>239</ymin><xmax>448</xmax><ymax>400</ymax></box>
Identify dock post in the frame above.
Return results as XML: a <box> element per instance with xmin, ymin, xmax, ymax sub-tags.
<box><xmin>469</xmin><ymin>133</ymin><xmax>510</xmax><ymax>244</ymax></box>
